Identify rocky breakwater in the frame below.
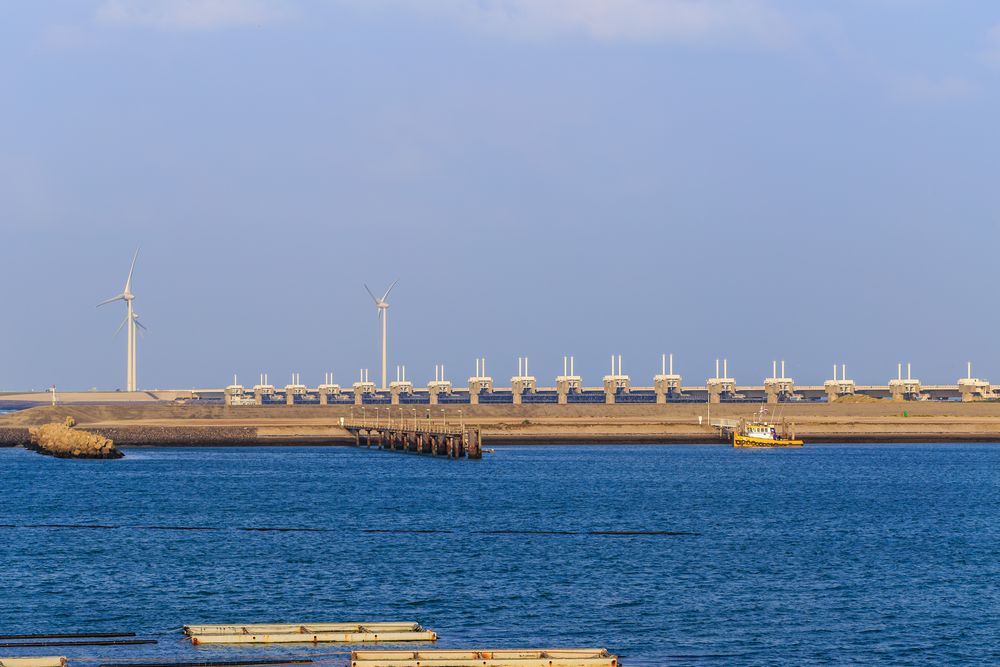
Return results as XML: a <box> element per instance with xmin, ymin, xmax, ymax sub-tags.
<box><xmin>27</xmin><ymin>417</ymin><xmax>124</xmax><ymax>459</ymax></box>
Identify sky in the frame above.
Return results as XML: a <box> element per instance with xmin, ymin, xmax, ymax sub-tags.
<box><xmin>2</xmin><ymin>0</ymin><xmax>1000</xmax><ymax>391</ymax></box>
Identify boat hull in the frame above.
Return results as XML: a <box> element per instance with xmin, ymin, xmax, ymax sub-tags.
<box><xmin>733</xmin><ymin>434</ymin><xmax>803</xmax><ymax>448</ymax></box>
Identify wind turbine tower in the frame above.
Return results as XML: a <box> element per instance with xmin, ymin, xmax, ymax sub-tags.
<box><xmin>365</xmin><ymin>280</ymin><xmax>398</xmax><ymax>390</ymax></box>
<box><xmin>98</xmin><ymin>248</ymin><xmax>144</xmax><ymax>392</ymax></box>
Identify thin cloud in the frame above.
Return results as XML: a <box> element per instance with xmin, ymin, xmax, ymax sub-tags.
<box><xmin>39</xmin><ymin>24</ymin><xmax>97</xmax><ymax>50</ymax></box>
<box><xmin>890</xmin><ymin>74</ymin><xmax>977</xmax><ymax>105</ymax></box>
<box><xmin>96</xmin><ymin>0</ymin><xmax>289</xmax><ymax>30</ymax></box>
<box><xmin>359</xmin><ymin>0</ymin><xmax>795</xmax><ymax>48</ymax></box>
<box><xmin>985</xmin><ymin>23</ymin><xmax>1000</xmax><ymax>67</ymax></box>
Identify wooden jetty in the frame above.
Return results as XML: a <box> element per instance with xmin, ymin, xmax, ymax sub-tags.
<box><xmin>184</xmin><ymin>623</ymin><xmax>436</xmax><ymax>645</ymax></box>
<box><xmin>350</xmin><ymin>648</ymin><xmax>617</xmax><ymax>667</ymax></box>
<box><xmin>341</xmin><ymin>418</ymin><xmax>482</xmax><ymax>459</ymax></box>
<box><xmin>0</xmin><ymin>659</ymin><xmax>66</xmax><ymax>667</ymax></box>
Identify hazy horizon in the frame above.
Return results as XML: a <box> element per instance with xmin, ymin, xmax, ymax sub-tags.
<box><xmin>3</xmin><ymin>1</ymin><xmax>1000</xmax><ymax>391</ymax></box>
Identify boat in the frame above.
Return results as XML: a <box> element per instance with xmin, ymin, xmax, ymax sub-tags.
<box><xmin>733</xmin><ymin>407</ymin><xmax>803</xmax><ymax>448</ymax></box>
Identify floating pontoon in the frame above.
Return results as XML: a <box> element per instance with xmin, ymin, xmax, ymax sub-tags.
<box><xmin>350</xmin><ymin>648</ymin><xmax>618</xmax><ymax>667</ymax></box>
<box><xmin>183</xmin><ymin>623</ymin><xmax>436</xmax><ymax>645</ymax></box>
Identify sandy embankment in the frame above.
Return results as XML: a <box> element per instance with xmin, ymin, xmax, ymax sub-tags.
<box><xmin>1</xmin><ymin>402</ymin><xmax>1000</xmax><ymax>446</ymax></box>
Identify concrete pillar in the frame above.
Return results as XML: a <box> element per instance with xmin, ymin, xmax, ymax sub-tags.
<box><xmin>469</xmin><ymin>391</ymin><xmax>479</xmax><ymax>406</ymax></box>
<box><xmin>511</xmin><ymin>377</ymin><xmax>535</xmax><ymax>406</ymax></box>
<box><xmin>286</xmin><ymin>392</ymin><xmax>294</xmax><ymax>406</ymax></box>
<box><xmin>654</xmin><ymin>374</ymin><xmax>681</xmax><ymax>404</ymax></box>
<box><xmin>765</xmin><ymin>386</ymin><xmax>779</xmax><ymax>404</ymax></box>
<box><xmin>556</xmin><ymin>376</ymin><xmax>581</xmax><ymax>405</ymax></box>
<box><xmin>319</xmin><ymin>391</ymin><xmax>328</xmax><ymax>405</ymax></box>
<box><xmin>354</xmin><ymin>388</ymin><xmax>364</xmax><ymax>405</ymax></box>
<box><xmin>224</xmin><ymin>387</ymin><xmax>244</xmax><ymax>406</ymax></box>
<box><xmin>603</xmin><ymin>376</ymin><xmax>628</xmax><ymax>404</ymax></box>
<box><xmin>889</xmin><ymin>382</ymin><xmax>922</xmax><ymax>401</ymax></box>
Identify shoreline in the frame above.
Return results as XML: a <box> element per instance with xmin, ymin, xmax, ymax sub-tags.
<box><xmin>2</xmin><ymin>402</ymin><xmax>1000</xmax><ymax>447</ymax></box>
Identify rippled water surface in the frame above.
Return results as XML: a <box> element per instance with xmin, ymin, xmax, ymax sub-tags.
<box><xmin>2</xmin><ymin>444</ymin><xmax>1000</xmax><ymax>665</ymax></box>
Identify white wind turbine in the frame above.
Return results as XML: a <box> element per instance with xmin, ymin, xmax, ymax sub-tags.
<box><xmin>118</xmin><ymin>310</ymin><xmax>148</xmax><ymax>390</ymax></box>
<box><xmin>364</xmin><ymin>280</ymin><xmax>397</xmax><ymax>390</ymax></box>
<box><xmin>98</xmin><ymin>249</ymin><xmax>142</xmax><ymax>392</ymax></box>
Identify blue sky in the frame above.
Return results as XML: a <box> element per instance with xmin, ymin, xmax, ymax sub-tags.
<box><xmin>2</xmin><ymin>0</ymin><xmax>1000</xmax><ymax>391</ymax></box>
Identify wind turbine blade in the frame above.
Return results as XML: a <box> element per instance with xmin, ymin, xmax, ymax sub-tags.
<box><xmin>124</xmin><ymin>247</ymin><xmax>139</xmax><ymax>293</ymax></box>
<box><xmin>381</xmin><ymin>279</ymin><xmax>398</xmax><ymax>302</ymax></box>
<box><xmin>115</xmin><ymin>315</ymin><xmax>128</xmax><ymax>336</ymax></box>
<box><xmin>98</xmin><ymin>294</ymin><xmax>126</xmax><ymax>307</ymax></box>
<box><xmin>134</xmin><ymin>316</ymin><xmax>148</xmax><ymax>331</ymax></box>
<box><xmin>364</xmin><ymin>284</ymin><xmax>379</xmax><ymax>304</ymax></box>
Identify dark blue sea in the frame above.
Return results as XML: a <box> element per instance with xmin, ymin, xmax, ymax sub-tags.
<box><xmin>2</xmin><ymin>444</ymin><xmax>999</xmax><ymax>666</ymax></box>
